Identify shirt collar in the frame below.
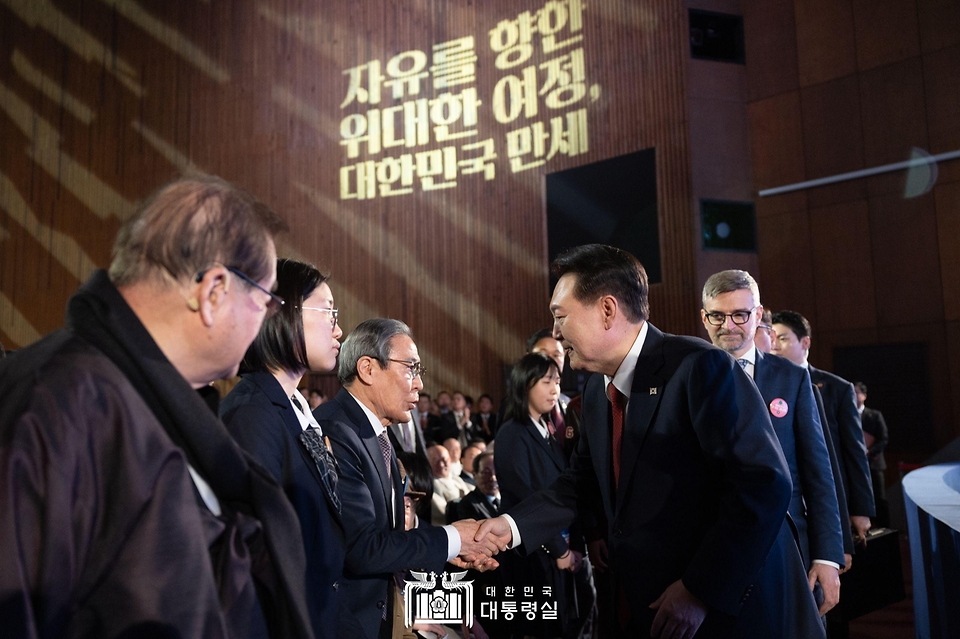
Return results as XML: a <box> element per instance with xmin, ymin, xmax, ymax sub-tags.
<box><xmin>739</xmin><ymin>345</ymin><xmax>757</xmax><ymax>379</ymax></box>
<box><xmin>530</xmin><ymin>415</ymin><xmax>550</xmax><ymax>440</ymax></box>
<box><xmin>604</xmin><ymin>321</ymin><xmax>648</xmax><ymax>400</ymax></box>
<box><xmin>348</xmin><ymin>390</ymin><xmax>387</xmax><ymax>437</ymax></box>
<box><xmin>290</xmin><ymin>388</ymin><xmax>322</xmax><ymax>433</ymax></box>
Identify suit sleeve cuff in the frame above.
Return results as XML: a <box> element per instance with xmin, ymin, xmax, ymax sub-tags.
<box><xmin>442</xmin><ymin>525</ymin><xmax>461</xmax><ymax>561</ymax></box>
<box><xmin>502</xmin><ymin>514</ymin><xmax>521</xmax><ymax>550</ymax></box>
<box><xmin>812</xmin><ymin>559</ymin><xmax>840</xmax><ymax>570</ymax></box>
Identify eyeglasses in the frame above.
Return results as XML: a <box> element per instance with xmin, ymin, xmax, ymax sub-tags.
<box><xmin>703</xmin><ymin>306</ymin><xmax>759</xmax><ymax>326</ymax></box>
<box><xmin>387</xmin><ymin>359</ymin><xmax>425</xmax><ymax>380</ymax></box>
<box><xmin>196</xmin><ymin>265</ymin><xmax>284</xmax><ymax>316</ymax></box>
<box><xmin>302</xmin><ymin>306</ymin><xmax>339</xmax><ymax>327</ymax></box>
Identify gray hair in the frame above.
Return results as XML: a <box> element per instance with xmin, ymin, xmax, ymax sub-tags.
<box><xmin>109</xmin><ymin>175</ymin><xmax>287</xmax><ymax>288</ymax></box>
<box><xmin>338</xmin><ymin>318</ymin><xmax>413</xmax><ymax>385</ymax></box>
<box><xmin>701</xmin><ymin>269</ymin><xmax>760</xmax><ymax>306</ymax></box>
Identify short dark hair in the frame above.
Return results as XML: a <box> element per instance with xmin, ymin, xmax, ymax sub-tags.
<box><xmin>478</xmin><ymin>393</ymin><xmax>492</xmax><ymax>404</ymax></box>
<box><xmin>419</xmin><ymin>392</ymin><xmax>432</xmax><ymax>400</ymax></box>
<box><xmin>242</xmin><ymin>259</ymin><xmax>328</xmax><ymax>373</ymax></box>
<box><xmin>474</xmin><ymin>451</ymin><xmax>494</xmax><ymax>474</ymax></box>
<box><xmin>109</xmin><ymin>175</ymin><xmax>287</xmax><ymax>288</ymax></box>
<box><xmin>504</xmin><ymin>352</ymin><xmax>559</xmax><ymax>423</ymax></box>
<box><xmin>771</xmin><ymin>310</ymin><xmax>811</xmax><ymax>340</ymax></box>
<box><xmin>526</xmin><ymin>328</ymin><xmax>554</xmax><ymax>353</ymax></box>
<box><xmin>855</xmin><ymin>382</ymin><xmax>867</xmax><ymax>395</ymax></box>
<box><xmin>551</xmin><ymin>244</ymin><xmax>649</xmax><ymax>322</ymax></box>
<box><xmin>397</xmin><ymin>451</ymin><xmax>434</xmax><ymax>519</ymax></box>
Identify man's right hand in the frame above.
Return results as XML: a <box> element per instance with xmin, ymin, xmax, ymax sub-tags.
<box><xmin>475</xmin><ymin>516</ymin><xmax>514</xmax><ymax>549</ymax></box>
<box><xmin>840</xmin><ymin>553</ymin><xmax>853</xmax><ymax>574</ymax></box>
<box><xmin>452</xmin><ymin>519</ymin><xmax>504</xmax><ymax>566</ymax></box>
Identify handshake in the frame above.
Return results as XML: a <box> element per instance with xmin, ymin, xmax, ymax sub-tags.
<box><xmin>449</xmin><ymin>517</ymin><xmax>514</xmax><ymax>571</ymax></box>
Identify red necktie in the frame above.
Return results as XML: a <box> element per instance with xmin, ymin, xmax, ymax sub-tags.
<box><xmin>608</xmin><ymin>382</ymin><xmax>626</xmax><ymax>486</ymax></box>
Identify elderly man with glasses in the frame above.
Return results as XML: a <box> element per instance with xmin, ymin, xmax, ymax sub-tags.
<box><xmin>0</xmin><ymin>176</ymin><xmax>315</xmax><ymax>638</ymax></box>
<box><xmin>315</xmin><ymin>318</ymin><xmax>507</xmax><ymax>639</ymax></box>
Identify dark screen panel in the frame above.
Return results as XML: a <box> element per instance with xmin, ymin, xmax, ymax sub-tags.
<box><xmin>833</xmin><ymin>342</ymin><xmax>936</xmax><ymax>454</ymax></box>
<box><xmin>546</xmin><ymin>148</ymin><xmax>660</xmax><ymax>284</ymax></box>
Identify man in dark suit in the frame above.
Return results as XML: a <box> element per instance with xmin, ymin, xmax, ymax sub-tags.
<box><xmin>470</xmin><ymin>394</ymin><xmax>499</xmax><ymax>442</ymax></box>
<box><xmin>856</xmin><ymin>382</ymin><xmax>889</xmax><ymax>527</ymax></box>
<box><xmin>771</xmin><ymin>311</ymin><xmax>876</xmax><ymax>545</ymax></box>
<box><xmin>387</xmin><ymin>417</ymin><xmax>427</xmax><ymax>458</ymax></box>
<box><xmin>701</xmin><ymin>270</ymin><xmax>844</xmax><ymax>615</ymax></box>
<box><xmin>478</xmin><ymin>244</ymin><xmax>822</xmax><ymax>638</ymax></box>
<box><xmin>451</xmin><ymin>452</ymin><xmax>501</xmax><ymax>521</ymax></box>
<box><xmin>315</xmin><ymin>319</ymin><xmax>504</xmax><ymax>639</ymax></box>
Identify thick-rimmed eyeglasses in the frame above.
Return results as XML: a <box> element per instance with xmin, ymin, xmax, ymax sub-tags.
<box><xmin>703</xmin><ymin>306</ymin><xmax>759</xmax><ymax>326</ymax></box>
<box><xmin>387</xmin><ymin>359</ymin><xmax>425</xmax><ymax>380</ymax></box>
<box><xmin>196</xmin><ymin>265</ymin><xmax>284</xmax><ymax>316</ymax></box>
<box><xmin>302</xmin><ymin>307</ymin><xmax>339</xmax><ymax>327</ymax></box>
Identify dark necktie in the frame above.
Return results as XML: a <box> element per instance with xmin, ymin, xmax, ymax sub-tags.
<box><xmin>608</xmin><ymin>382</ymin><xmax>626</xmax><ymax>486</ymax></box>
<box><xmin>299</xmin><ymin>428</ymin><xmax>342</xmax><ymax>513</ymax></box>
<box><xmin>737</xmin><ymin>358</ymin><xmax>749</xmax><ymax>370</ymax></box>
<box><xmin>492</xmin><ymin>497</ymin><xmax>501</xmax><ymax>513</ymax></box>
<box><xmin>377</xmin><ymin>431</ymin><xmax>393</xmax><ymax>479</ymax></box>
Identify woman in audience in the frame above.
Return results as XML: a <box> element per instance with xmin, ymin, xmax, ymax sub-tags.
<box><xmin>497</xmin><ymin>353</ymin><xmax>584</xmax><ymax>638</ymax></box>
<box><xmin>220</xmin><ymin>259</ymin><xmax>357</xmax><ymax>639</ymax></box>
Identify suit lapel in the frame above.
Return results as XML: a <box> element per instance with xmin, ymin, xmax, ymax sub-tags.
<box><xmin>753</xmin><ymin>351</ymin><xmax>772</xmax><ymax>399</ymax></box>
<box><xmin>337</xmin><ymin>389</ymin><xmax>394</xmax><ymax>518</ymax></box>
<box><xmin>616</xmin><ymin>325</ymin><xmax>666</xmax><ymax>512</ymax></box>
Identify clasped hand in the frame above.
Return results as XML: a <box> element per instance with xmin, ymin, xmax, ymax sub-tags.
<box><xmin>449</xmin><ymin>519</ymin><xmax>511</xmax><ymax>572</ymax></box>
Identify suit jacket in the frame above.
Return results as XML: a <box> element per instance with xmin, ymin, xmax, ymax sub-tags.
<box><xmin>220</xmin><ymin>372</ymin><xmax>355</xmax><ymax>639</ymax></box>
<box><xmin>861</xmin><ymin>407</ymin><xmax>888</xmax><ymax>471</ymax></box>
<box><xmin>813</xmin><ymin>385</ymin><xmax>855</xmax><ymax>556</ymax></box>
<box><xmin>809</xmin><ymin>366</ymin><xmax>876</xmax><ymax>518</ymax></box>
<box><xmin>753</xmin><ymin>352</ymin><xmax>844</xmax><ymax>567</ymax></box>
<box><xmin>508</xmin><ymin>325</ymin><xmax>822</xmax><ymax>638</ymax></box>
<box><xmin>451</xmin><ymin>489</ymin><xmax>500</xmax><ymax>521</ymax></box>
<box><xmin>470</xmin><ymin>412</ymin><xmax>499</xmax><ymax>442</ymax></box>
<box><xmin>314</xmin><ymin>388</ymin><xmax>448</xmax><ymax>639</ymax></box>
<box><xmin>387</xmin><ymin>420</ymin><xmax>427</xmax><ymax>458</ymax></box>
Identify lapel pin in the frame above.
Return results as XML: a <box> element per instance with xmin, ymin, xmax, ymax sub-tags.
<box><xmin>649</xmin><ymin>387</ymin><xmax>657</xmax><ymax>395</ymax></box>
<box><xmin>769</xmin><ymin>398</ymin><xmax>789</xmax><ymax>418</ymax></box>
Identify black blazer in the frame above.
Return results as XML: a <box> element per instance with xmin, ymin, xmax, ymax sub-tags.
<box><xmin>813</xmin><ymin>385</ymin><xmax>855</xmax><ymax>556</ymax></box>
<box><xmin>220</xmin><ymin>371</ymin><xmax>356</xmax><ymax>639</ymax></box>
<box><xmin>753</xmin><ymin>352</ymin><xmax>843</xmax><ymax>567</ymax></box>
<box><xmin>508</xmin><ymin>325</ymin><xmax>822</xmax><ymax>638</ymax></box>
<box><xmin>861</xmin><ymin>407</ymin><xmax>888</xmax><ymax>471</ymax></box>
<box><xmin>809</xmin><ymin>366</ymin><xmax>876</xmax><ymax>518</ymax></box>
<box><xmin>450</xmin><ymin>488</ymin><xmax>500</xmax><ymax>521</ymax></box>
<box><xmin>315</xmin><ymin>388</ymin><xmax>448</xmax><ymax>639</ymax></box>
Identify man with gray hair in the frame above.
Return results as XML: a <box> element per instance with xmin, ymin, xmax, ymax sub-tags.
<box><xmin>0</xmin><ymin>176</ymin><xmax>314</xmax><ymax>638</ymax></box>
<box><xmin>701</xmin><ymin>269</ymin><xmax>844</xmax><ymax>616</ymax></box>
<box><xmin>315</xmin><ymin>318</ymin><xmax>506</xmax><ymax>639</ymax></box>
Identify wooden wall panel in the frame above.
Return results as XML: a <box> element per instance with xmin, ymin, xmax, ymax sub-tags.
<box><xmin>809</xmin><ymin>200</ymin><xmax>876</xmax><ymax>331</ymax></box>
<box><xmin>935</xmin><ymin>182</ymin><xmax>960</xmax><ymax>321</ymax></box>
<box><xmin>0</xmin><ymin>0</ymin><xmax>699</xmax><ymax>402</ymax></box>
<box><xmin>741</xmin><ymin>0</ymin><xmax>800</xmax><ymax>102</ymax></box>
<box><xmin>868</xmin><ymin>192</ymin><xmax>944</xmax><ymax>326</ymax></box>
<box><xmin>922</xmin><ymin>44</ymin><xmax>960</xmax><ymax>155</ymax></box>
<box><xmin>917</xmin><ymin>0</ymin><xmax>960</xmax><ymax>53</ymax></box>
<box><xmin>858</xmin><ymin>57</ymin><xmax>929</xmax><ymax>197</ymax></box>
<box><xmin>748</xmin><ymin>91</ymin><xmax>808</xmax><ymax>218</ymax></box>
<box><xmin>756</xmin><ymin>209</ymin><xmax>818</xmax><ymax>318</ymax></box>
<box><xmin>800</xmin><ymin>76</ymin><xmax>867</xmax><ymax>208</ymax></box>
<box><xmin>850</xmin><ymin>0</ymin><xmax>921</xmax><ymax>72</ymax></box>
<box><xmin>794</xmin><ymin>0</ymin><xmax>857</xmax><ymax>87</ymax></box>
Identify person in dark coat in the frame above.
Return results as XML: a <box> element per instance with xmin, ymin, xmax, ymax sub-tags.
<box><xmin>497</xmin><ymin>352</ymin><xmax>584</xmax><ymax>638</ymax></box>
<box><xmin>0</xmin><ymin>176</ymin><xmax>313</xmax><ymax>639</ymax></box>
<box><xmin>221</xmin><ymin>259</ymin><xmax>362</xmax><ymax>639</ymax></box>
<box><xmin>478</xmin><ymin>244</ymin><xmax>822</xmax><ymax>639</ymax></box>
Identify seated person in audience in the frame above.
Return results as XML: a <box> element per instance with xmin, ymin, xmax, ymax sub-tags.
<box><xmin>460</xmin><ymin>443</ymin><xmax>484</xmax><ymax>487</ymax></box>
<box><xmin>428</xmin><ymin>444</ymin><xmax>472</xmax><ymax>526</ymax></box>
<box><xmin>443</xmin><ymin>437</ymin><xmax>464</xmax><ymax>477</ymax></box>
<box><xmin>397</xmin><ymin>451</ymin><xmax>435</xmax><ymax>525</ymax></box>
<box><xmin>470</xmin><ymin>393</ymin><xmax>498</xmax><ymax>441</ymax></box>
<box><xmin>451</xmin><ymin>452</ymin><xmax>501</xmax><ymax>522</ymax></box>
